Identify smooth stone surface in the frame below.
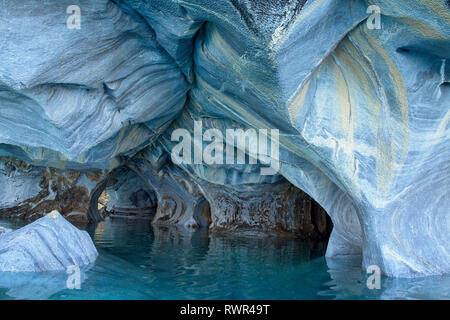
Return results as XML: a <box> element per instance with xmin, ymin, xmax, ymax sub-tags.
<box><xmin>0</xmin><ymin>211</ymin><xmax>98</xmax><ymax>272</ymax></box>
<box><xmin>0</xmin><ymin>0</ymin><xmax>188</xmax><ymax>170</ymax></box>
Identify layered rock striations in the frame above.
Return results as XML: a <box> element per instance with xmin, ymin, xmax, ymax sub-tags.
<box><xmin>0</xmin><ymin>157</ymin><xmax>106</xmax><ymax>223</ymax></box>
<box><xmin>0</xmin><ymin>0</ymin><xmax>448</xmax><ymax>277</ymax></box>
<box><xmin>0</xmin><ymin>211</ymin><xmax>98</xmax><ymax>272</ymax></box>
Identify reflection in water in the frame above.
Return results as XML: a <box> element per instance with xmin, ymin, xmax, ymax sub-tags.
<box><xmin>0</xmin><ymin>218</ymin><xmax>448</xmax><ymax>300</ymax></box>
<box><xmin>0</xmin><ymin>268</ymin><xmax>91</xmax><ymax>300</ymax></box>
<box><xmin>322</xmin><ymin>256</ymin><xmax>450</xmax><ymax>300</ymax></box>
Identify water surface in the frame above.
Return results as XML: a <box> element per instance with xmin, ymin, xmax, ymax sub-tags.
<box><xmin>0</xmin><ymin>218</ymin><xmax>448</xmax><ymax>300</ymax></box>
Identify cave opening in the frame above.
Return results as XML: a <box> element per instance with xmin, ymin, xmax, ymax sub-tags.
<box><xmin>310</xmin><ymin>199</ymin><xmax>333</xmax><ymax>244</ymax></box>
<box><xmin>88</xmin><ymin>165</ymin><xmax>332</xmax><ymax>250</ymax></box>
<box><xmin>90</xmin><ymin>166</ymin><xmax>158</xmax><ymax>222</ymax></box>
<box><xmin>308</xmin><ymin>196</ymin><xmax>333</xmax><ymax>258</ymax></box>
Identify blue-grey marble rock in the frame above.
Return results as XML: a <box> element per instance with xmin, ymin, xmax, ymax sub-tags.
<box><xmin>127</xmin><ymin>157</ymin><xmax>211</xmax><ymax>228</ymax></box>
<box><xmin>0</xmin><ymin>211</ymin><xmax>97</xmax><ymax>272</ymax></box>
<box><xmin>0</xmin><ymin>0</ymin><xmax>188</xmax><ymax>171</ymax></box>
<box><xmin>0</xmin><ymin>0</ymin><xmax>448</xmax><ymax>278</ymax></box>
<box><xmin>0</xmin><ymin>226</ymin><xmax>11</xmax><ymax>235</ymax></box>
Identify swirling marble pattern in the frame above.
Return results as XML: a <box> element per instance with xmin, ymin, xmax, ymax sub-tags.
<box><xmin>0</xmin><ymin>0</ymin><xmax>448</xmax><ymax>277</ymax></box>
<box><xmin>0</xmin><ymin>211</ymin><xmax>97</xmax><ymax>272</ymax></box>
<box><xmin>0</xmin><ymin>0</ymin><xmax>187</xmax><ymax>170</ymax></box>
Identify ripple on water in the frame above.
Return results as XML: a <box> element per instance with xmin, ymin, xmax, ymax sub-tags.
<box><xmin>0</xmin><ymin>218</ymin><xmax>448</xmax><ymax>300</ymax></box>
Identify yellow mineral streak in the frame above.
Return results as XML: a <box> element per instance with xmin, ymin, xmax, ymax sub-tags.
<box><xmin>196</xmin><ymin>74</ymin><xmax>304</xmax><ymax>160</ymax></box>
<box><xmin>287</xmin><ymin>77</ymin><xmax>311</xmax><ymax>125</ymax></box>
<box><xmin>363</xmin><ymin>26</ymin><xmax>410</xmax><ymax>195</ymax></box>
<box><xmin>420</xmin><ymin>0</ymin><xmax>450</xmax><ymax>23</ymax></box>
<box><xmin>399</xmin><ymin>17</ymin><xmax>449</xmax><ymax>40</ymax></box>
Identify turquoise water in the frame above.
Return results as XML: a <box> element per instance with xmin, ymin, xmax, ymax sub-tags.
<box><xmin>0</xmin><ymin>218</ymin><xmax>448</xmax><ymax>300</ymax></box>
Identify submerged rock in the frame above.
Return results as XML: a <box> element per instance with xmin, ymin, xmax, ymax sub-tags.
<box><xmin>0</xmin><ymin>211</ymin><xmax>97</xmax><ymax>272</ymax></box>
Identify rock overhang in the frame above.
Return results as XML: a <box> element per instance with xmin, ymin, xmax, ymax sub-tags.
<box><xmin>0</xmin><ymin>0</ymin><xmax>448</xmax><ymax>278</ymax></box>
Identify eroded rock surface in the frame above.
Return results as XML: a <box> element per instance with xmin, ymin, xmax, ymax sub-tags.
<box><xmin>0</xmin><ymin>0</ymin><xmax>448</xmax><ymax>277</ymax></box>
<box><xmin>127</xmin><ymin>157</ymin><xmax>211</xmax><ymax>228</ymax></box>
<box><xmin>198</xmin><ymin>179</ymin><xmax>330</xmax><ymax>239</ymax></box>
<box><xmin>0</xmin><ymin>157</ymin><xmax>105</xmax><ymax>223</ymax></box>
<box><xmin>101</xmin><ymin>167</ymin><xmax>157</xmax><ymax>218</ymax></box>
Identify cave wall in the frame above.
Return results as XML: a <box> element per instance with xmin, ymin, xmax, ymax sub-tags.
<box><xmin>0</xmin><ymin>157</ymin><xmax>105</xmax><ymax>223</ymax></box>
<box><xmin>0</xmin><ymin>0</ymin><xmax>448</xmax><ymax>277</ymax></box>
<box><xmin>198</xmin><ymin>179</ymin><xmax>330</xmax><ymax>239</ymax></box>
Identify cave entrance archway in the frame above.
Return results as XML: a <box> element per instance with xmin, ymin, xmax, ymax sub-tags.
<box><xmin>88</xmin><ymin>166</ymin><xmax>157</xmax><ymax>222</ymax></box>
<box><xmin>87</xmin><ymin>164</ymin><xmax>331</xmax><ymax>247</ymax></box>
